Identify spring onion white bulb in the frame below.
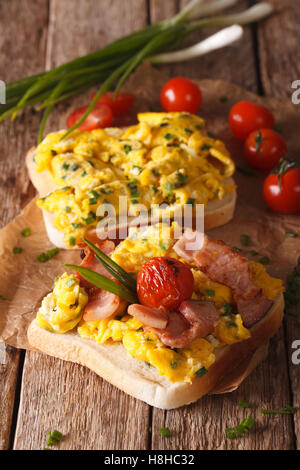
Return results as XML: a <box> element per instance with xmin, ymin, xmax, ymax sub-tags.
<box><xmin>150</xmin><ymin>25</ymin><xmax>243</xmax><ymax>64</ymax></box>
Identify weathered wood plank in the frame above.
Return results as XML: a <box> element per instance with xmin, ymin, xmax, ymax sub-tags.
<box><xmin>257</xmin><ymin>0</ymin><xmax>300</xmax><ymax>449</ymax></box>
<box><xmin>14</xmin><ymin>352</ymin><xmax>149</xmax><ymax>450</ymax></box>
<box><xmin>150</xmin><ymin>0</ymin><xmax>294</xmax><ymax>450</ymax></box>
<box><xmin>0</xmin><ymin>0</ymin><xmax>49</xmax><ymax>450</ymax></box>
<box><xmin>13</xmin><ymin>0</ymin><xmax>150</xmax><ymax>451</ymax></box>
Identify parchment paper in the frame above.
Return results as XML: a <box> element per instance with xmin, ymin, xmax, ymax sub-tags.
<box><xmin>0</xmin><ymin>63</ymin><xmax>299</xmax><ymax>393</ymax></box>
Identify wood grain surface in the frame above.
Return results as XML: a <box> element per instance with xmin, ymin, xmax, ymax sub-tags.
<box><xmin>0</xmin><ymin>0</ymin><xmax>299</xmax><ymax>450</ymax></box>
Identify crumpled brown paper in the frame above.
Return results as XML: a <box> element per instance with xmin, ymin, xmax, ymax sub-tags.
<box><xmin>0</xmin><ymin>64</ymin><xmax>299</xmax><ymax>392</ymax></box>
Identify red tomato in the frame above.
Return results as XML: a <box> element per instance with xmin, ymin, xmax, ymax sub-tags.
<box><xmin>244</xmin><ymin>128</ymin><xmax>287</xmax><ymax>170</ymax></box>
<box><xmin>91</xmin><ymin>91</ymin><xmax>135</xmax><ymax>116</ymax></box>
<box><xmin>137</xmin><ymin>257</ymin><xmax>194</xmax><ymax>310</ymax></box>
<box><xmin>160</xmin><ymin>77</ymin><xmax>202</xmax><ymax>114</ymax></box>
<box><xmin>66</xmin><ymin>104</ymin><xmax>113</xmax><ymax>131</ymax></box>
<box><xmin>229</xmin><ymin>101</ymin><xmax>275</xmax><ymax>140</ymax></box>
<box><xmin>263</xmin><ymin>159</ymin><xmax>300</xmax><ymax>214</ymax></box>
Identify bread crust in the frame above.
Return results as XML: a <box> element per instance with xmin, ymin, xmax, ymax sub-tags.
<box><xmin>27</xmin><ymin>293</ymin><xmax>284</xmax><ymax>409</ymax></box>
<box><xmin>26</xmin><ymin>147</ymin><xmax>237</xmax><ymax>247</ymax></box>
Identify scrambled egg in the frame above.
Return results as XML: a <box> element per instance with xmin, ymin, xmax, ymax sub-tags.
<box><xmin>36</xmin><ymin>273</ymin><xmax>88</xmax><ymax>333</ymax></box>
<box><xmin>36</xmin><ymin>223</ymin><xmax>284</xmax><ymax>383</ymax></box>
<box><xmin>34</xmin><ymin>113</ymin><xmax>235</xmax><ymax>246</ymax></box>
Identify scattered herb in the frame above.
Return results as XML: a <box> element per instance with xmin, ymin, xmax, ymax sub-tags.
<box><xmin>69</xmin><ymin>236</ymin><xmax>76</xmax><ymax>246</ymax></box>
<box><xmin>249</xmin><ymin>250</ymin><xmax>259</xmax><ymax>256</ymax></box>
<box><xmin>260</xmin><ymin>405</ymin><xmax>295</xmax><ymax>415</ymax></box>
<box><xmin>82</xmin><ymin>211</ymin><xmax>96</xmax><ymax>225</ymax></box>
<box><xmin>195</xmin><ymin>367</ymin><xmax>208</xmax><ymax>378</ymax></box>
<box><xmin>258</xmin><ymin>256</ymin><xmax>270</xmax><ymax>265</ymax></box>
<box><xmin>46</xmin><ymin>430</ymin><xmax>63</xmax><ymax>447</ymax></box>
<box><xmin>170</xmin><ymin>361</ymin><xmax>177</xmax><ymax>369</ymax></box>
<box><xmin>21</xmin><ymin>227</ymin><xmax>31</xmax><ymax>237</ymax></box>
<box><xmin>285</xmin><ymin>232</ymin><xmax>296</xmax><ymax>238</ymax></box>
<box><xmin>100</xmin><ymin>187</ymin><xmax>113</xmax><ymax>195</ymax></box>
<box><xmin>124</xmin><ymin>144</ymin><xmax>132</xmax><ymax>154</ymax></box>
<box><xmin>164</xmin><ymin>133</ymin><xmax>173</xmax><ymax>140</ymax></box>
<box><xmin>62</xmin><ymin>162</ymin><xmax>70</xmax><ymax>171</ymax></box>
<box><xmin>65</xmin><ymin>206</ymin><xmax>71</xmax><ymax>213</ymax></box>
<box><xmin>37</xmin><ymin>247</ymin><xmax>59</xmax><ymax>263</ymax></box>
<box><xmin>222</xmin><ymin>302</ymin><xmax>232</xmax><ymax>316</ymax></box>
<box><xmin>201</xmin><ymin>144</ymin><xmax>211</xmax><ymax>151</ymax></box>
<box><xmin>226</xmin><ymin>416</ymin><xmax>255</xmax><ymax>439</ymax></box>
<box><xmin>159</xmin><ymin>427</ymin><xmax>171</xmax><ymax>438</ymax></box>
<box><xmin>165</xmin><ymin>182</ymin><xmax>173</xmax><ymax>194</ymax></box>
<box><xmin>205</xmin><ymin>289</ymin><xmax>215</xmax><ymax>297</ymax></box>
<box><xmin>240</xmin><ymin>234</ymin><xmax>250</xmax><ymax>246</ymax></box>
<box><xmin>66</xmin><ymin>278</ymin><xmax>76</xmax><ymax>288</ymax></box>
<box><xmin>0</xmin><ymin>295</ymin><xmax>6</xmax><ymax>301</ymax></box>
<box><xmin>81</xmin><ymin>170</ymin><xmax>87</xmax><ymax>177</ymax></box>
<box><xmin>50</xmin><ymin>150</ymin><xmax>57</xmax><ymax>156</ymax></box>
<box><xmin>71</xmin><ymin>163</ymin><xmax>79</xmax><ymax>171</ymax></box>
<box><xmin>152</xmin><ymin>169</ymin><xmax>160</xmax><ymax>177</ymax></box>
<box><xmin>184</xmin><ymin>128</ymin><xmax>193</xmax><ymax>134</ymax></box>
<box><xmin>72</xmin><ymin>222</ymin><xmax>82</xmax><ymax>229</ymax></box>
<box><xmin>226</xmin><ymin>321</ymin><xmax>237</xmax><ymax>328</ymax></box>
<box><xmin>240</xmin><ymin>401</ymin><xmax>251</xmax><ymax>408</ymax></box>
<box><xmin>13</xmin><ymin>247</ymin><xmax>22</xmax><ymax>254</ymax></box>
<box><xmin>232</xmin><ymin>246</ymin><xmax>242</xmax><ymax>252</ymax></box>
<box><xmin>159</xmin><ymin>241</ymin><xmax>167</xmax><ymax>251</ymax></box>
<box><xmin>160</xmin><ymin>122</ymin><xmax>169</xmax><ymax>127</ymax></box>
<box><xmin>152</xmin><ymin>185</ymin><xmax>158</xmax><ymax>193</ymax></box>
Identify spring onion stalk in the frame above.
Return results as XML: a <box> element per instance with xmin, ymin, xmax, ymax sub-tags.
<box><xmin>1</xmin><ymin>0</ymin><xmax>273</xmax><ymax>142</ymax></box>
<box><xmin>151</xmin><ymin>25</ymin><xmax>243</xmax><ymax>64</ymax></box>
<box><xmin>65</xmin><ymin>264</ymin><xmax>138</xmax><ymax>304</ymax></box>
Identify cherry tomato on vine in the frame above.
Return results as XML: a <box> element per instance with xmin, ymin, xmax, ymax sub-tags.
<box><xmin>160</xmin><ymin>77</ymin><xmax>202</xmax><ymax>114</ymax></box>
<box><xmin>263</xmin><ymin>159</ymin><xmax>300</xmax><ymax>214</ymax></box>
<box><xmin>66</xmin><ymin>103</ymin><xmax>113</xmax><ymax>131</ymax></box>
<box><xmin>91</xmin><ymin>91</ymin><xmax>135</xmax><ymax>116</ymax></box>
<box><xmin>229</xmin><ymin>101</ymin><xmax>275</xmax><ymax>140</ymax></box>
<box><xmin>137</xmin><ymin>257</ymin><xmax>194</xmax><ymax>310</ymax></box>
<box><xmin>244</xmin><ymin>128</ymin><xmax>287</xmax><ymax>170</ymax></box>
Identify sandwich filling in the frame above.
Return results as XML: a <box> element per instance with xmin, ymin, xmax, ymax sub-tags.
<box><xmin>33</xmin><ymin>112</ymin><xmax>235</xmax><ymax>247</ymax></box>
<box><xmin>35</xmin><ymin>223</ymin><xmax>283</xmax><ymax>383</ymax></box>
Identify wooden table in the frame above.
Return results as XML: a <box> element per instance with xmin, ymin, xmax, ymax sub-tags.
<box><xmin>1</xmin><ymin>0</ymin><xmax>299</xmax><ymax>450</ymax></box>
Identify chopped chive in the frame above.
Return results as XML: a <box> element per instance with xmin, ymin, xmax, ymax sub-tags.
<box><xmin>184</xmin><ymin>128</ymin><xmax>193</xmax><ymax>134</ymax></box>
<box><xmin>159</xmin><ymin>427</ymin><xmax>171</xmax><ymax>438</ymax></box>
<box><xmin>226</xmin><ymin>416</ymin><xmax>255</xmax><ymax>439</ymax></box>
<box><xmin>160</xmin><ymin>122</ymin><xmax>169</xmax><ymax>127</ymax></box>
<box><xmin>260</xmin><ymin>405</ymin><xmax>295</xmax><ymax>415</ymax></box>
<box><xmin>71</xmin><ymin>163</ymin><xmax>79</xmax><ymax>171</ymax></box>
<box><xmin>285</xmin><ymin>232</ymin><xmax>296</xmax><ymax>238</ymax></box>
<box><xmin>201</xmin><ymin>144</ymin><xmax>211</xmax><ymax>151</ymax></box>
<box><xmin>205</xmin><ymin>289</ymin><xmax>215</xmax><ymax>297</ymax></box>
<box><xmin>66</xmin><ymin>278</ymin><xmax>76</xmax><ymax>288</ymax></box>
<box><xmin>240</xmin><ymin>401</ymin><xmax>251</xmax><ymax>408</ymax></box>
<box><xmin>50</xmin><ymin>150</ymin><xmax>57</xmax><ymax>156</ymax></box>
<box><xmin>258</xmin><ymin>256</ymin><xmax>270</xmax><ymax>265</ymax></box>
<box><xmin>72</xmin><ymin>222</ymin><xmax>82</xmax><ymax>229</ymax></box>
<box><xmin>240</xmin><ymin>234</ymin><xmax>250</xmax><ymax>246</ymax></box>
<box><xmin>170</xmin><ymin>361</ymin><xmax>177</xmax><ymax>369</ymax></box>
<box><xmin>37</xmin><ymin>247</ymin><xmax>59</xmax><ymax>263</ymax></box>
<box><xmin>159</xmin><ymin>241</ymin><xmax>167</xmax><ymax>251</ymax></box>
<box><xmin>195</xmin><ymin>367</ymin><xmax>208</xmax><ymax>378</ymax></box>
<box><xmin>226</xmin><ymin>321</ymin><xmax>237</xmax><ymax>328</ymax></box>
<box><xmin>69</xmin><ymin>236</ymin><xmax>76</xmax><ymax>246</ymax></box>
<box><xmin>46</xmin><ymin>430</ymin><xmax>63</xmax><ymax>447</ymax></box>
<box><xmin>13</xmin><ymin>247</ymin><xmax>22</xmax><ymax>254</ymax></box>
<box><xmin>232</xmin><ymin>246</ymin><xmax>242</xmax><ymax>252</ymax></box>
<box><xmin>165</xmin><ymin>182</ymin><xmax>173</xmax><ymax>194</ymax></box>
<box><xmin>123</xmin><ymin>144</ymin><xmax>132</xmax><ymax>154</ymax></box>
<box><xmin>249</xmin><ymin>250</ymin><xmax>259</xmax><ymax>256</ymax></box>
<box><xmin>21</xmin><ymin>227</ymin><xmax>31</xmax><ymax>237</ymax></box>
<box><xmin>0</xmin><ymin>295</ymin><xmax>6</xmax><ymax>301</ymax></box>
<box><xmin>164</xmin><ymin>133</ymin><xmax>173</xmax><ymax>140</ymax></box>
<box><xmin>65</xmin><ymin>206</ymin><xmax>71</xmax><ymax>213</ymax></box>
<box><xmin>220</xmin><ymin>95</ymin><xmax>228</xmax><ymax>102</ymax></box>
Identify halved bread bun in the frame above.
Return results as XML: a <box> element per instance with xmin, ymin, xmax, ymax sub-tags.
<box><xmin>27</xmin><ymin>292</ymin><xmax>283</xmax><ymax>409</ymax></box>
<box><xmin>26</xmin><ymin>147</ymin><xmax>237</xmax><ymax>248</ymax></box>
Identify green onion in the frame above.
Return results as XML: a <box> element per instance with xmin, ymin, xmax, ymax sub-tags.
<box><xmin>260</xmin><ymin>405</ymin><xmax>295</xmax><ymax>415</ymax></box>
<box><xmin>13</xmin><ymin>247</ymin><xmax>22</xmax><ymax>254</ymax></box>
<box><xmin>195</xmin><ymin>366</ymin><xmax>208</xmax><ymax>378</ymax></box>
<box><xmin>240</xmin><ymin>234</ymin><xmax>250</xmax><ymax>246</ymax></box>
<box><xmin>258</xmin><ymin>256</ymin><xmax>270</xmax><ymax>265</ymax></box>
<box><xmin>205</xmin><ymin>289</ymin><xmax>215</xmax><ymax>297</ymax></box>
<box><xmin>226</xmin><ymin>416</ymin><xmax>255</xmax><ymax>439</ymax></box>
<box><xmin>240</xmin><ymin>401</ymin><xmax>251</xmax><ymax>408</ymax></box>
<box><xmin>285</xmin><ymin>232</ymin><xmax>296</xmax><ymax>238</ymax></box>
<box><xmin>83</xmin><ymin>238</ymin><xmax>137</xmax><ymax>292</ymax></box>
<box><xmin>37</xmin><ymin>248</ymin><xmax>59</xmax><ymax>263</ymax></box>
<box><xmin>0</xmin><ymin>295</ymin><xmax>6</xmax><ymax>301</ymax></box>
<box><xmin>21</xmin><ymin>227</ymin><xmax>31</xmax><ymax>237</ymax></box>
<box><xmin>159</xmin><ymin>427</ymin><xmax>171</xmax><ymax>438</ymax></box>
<box><xmin>46</xmin><ymin>430</ymin><xmax>63</xmax><ymax>447</ymax></box>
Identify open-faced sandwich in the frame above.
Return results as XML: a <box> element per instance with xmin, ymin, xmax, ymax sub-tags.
<box><xmin>28</xmin><ymin>223</ymin><xmax>284</xmax><ymax>409</ymax></box>
<box><xmin>26</xmin><ymin>112</ymin><xmax>236</xmax><ymax>248</ymax></box>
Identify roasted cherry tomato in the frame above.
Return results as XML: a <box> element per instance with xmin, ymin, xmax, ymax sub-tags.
<box><xmin>137</xmin><ymin>257</ymin><xmax>194</xmax><ymax>310</ymax></box>
<box><xmin>229</xmin><ymin>101</ymin><xmax>275</xmax><ymax>140</ymax></box>
<box><xmin>160</xmin><ymin>77</ymin><xmax>202</xmax><ymax>114</ymax></box>
<box><xmin>263</xmin><ymin>159</ymin><xmax>300</xmax><ymax>214</ymax></box>
<box><xmin>91</xmin><ymin>91</ymin><xmax>135</xmax><ymax>116</ymax></box>
<box><xmin>244</xmin><ymin>128</ymin><xmax>287</xmax><ymax>170</ymax></box>
<box><xmin>66</xmin><ymin>103</ymin><xmax>113</xmax><ymax>131</ymax></box>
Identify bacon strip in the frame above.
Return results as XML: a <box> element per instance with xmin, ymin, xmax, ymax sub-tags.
<box><xmin>128</xmin><ymin>304</ymin><xmax>168</xmax><ymax>329</ymax></box>
<box><xmin>144</xmin><ymin>300</ymin><xmax>218</xmax><ymax>349</ymax></box>
<box><xmin>174</xmin><ymin>233</ymin><xmax>273</xmax><ymax>327</ymax></box>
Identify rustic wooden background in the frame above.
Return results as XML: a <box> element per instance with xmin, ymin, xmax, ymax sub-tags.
<box><xmin>0</xmin><ymin>0</ymin><xmax>299</xmax><ymax>450</ymax></box>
